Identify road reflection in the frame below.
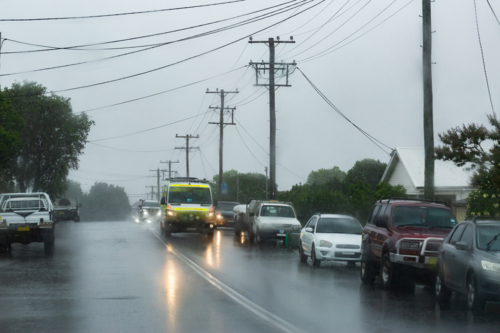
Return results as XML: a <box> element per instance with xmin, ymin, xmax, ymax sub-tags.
<box><xmin>163</xmin><ymin>245</ymin><xmax>178</xmax><ymax>331</ymax></box>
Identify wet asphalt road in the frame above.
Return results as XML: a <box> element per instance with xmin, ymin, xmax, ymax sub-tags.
<box><xmin>1</xmin><ymin>221</ymin><xmax>500</xmax><ymax>333</ymax></box>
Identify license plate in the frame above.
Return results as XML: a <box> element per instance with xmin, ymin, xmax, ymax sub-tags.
<box><xmin>342</xmin><ymin>252</ymin><xmax>355</xmax><ymax>255</ymax></box>
<box><xmin>18</xmin><ymin>227</ymin><xmax>29</xmax><ymax>231</ymax></box>
<box><xmin>280</xmin><ymin>230</ymin><xmax>284</xmax><ymax>233</ymax></box>
<box><xmin>59</xmin><ymin>212</ymin><xmax>65</xmax><ymax>215</ymax></box>
<box><xmin>428</xmin><ymin>257</ymin><xmax>437</xmax><ymax>265</ymax></box>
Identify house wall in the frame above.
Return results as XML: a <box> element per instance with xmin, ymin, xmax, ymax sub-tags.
<box><xmin>388</xmin><ymin>161</ymin><xmax>418</xmax><ymax>195</ymax></box>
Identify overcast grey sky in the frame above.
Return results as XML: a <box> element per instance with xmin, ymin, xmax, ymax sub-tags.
<box><xmin>1</xmin><ymin>0</ymin><xmax>499</xmax><ymax>202</ymax></box>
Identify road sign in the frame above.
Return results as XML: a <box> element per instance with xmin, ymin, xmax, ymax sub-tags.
<box><xmin>221</xmin><ymin>182</ymin><xmax>228</xmax><ymax>194</ymax></box>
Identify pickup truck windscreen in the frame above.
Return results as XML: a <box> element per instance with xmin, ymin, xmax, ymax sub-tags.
<box><xmin>168</xmin><ymin>186</ymin><xmax>211</xmax><ymax>205</ymax></box>
<box><xmin>391</xmin><ymin>206</ymin><xmax>456</xmax><ymax>228</ymax></box>
<box><xmin>143</xmin><ymin>201</ymin><xmax>161</xmax><ymax>208</ymax></box>
<box><xmin>316</xmin><ymin>218</ymin><xmax>362</xmax><ymax>234</ymax></box>
<box><xmin>260</xmin><ymin>205</ymin><xmax>296</xmax><ymax>218</ymax></box>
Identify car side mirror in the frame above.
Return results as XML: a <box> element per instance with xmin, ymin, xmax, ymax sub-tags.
<box><xmin>305</xmin><ymin>227</ymin><xmax>313</xmax><ymax>233</ymax></box>
<box><xmin>375</xmin><ymin>218</ymin><xmax>388</xmax><ymax>228</ymax></box>
<box><xmin>160</xmin><ymin>197</ymin><xmax>166</xmax><ymax>205</ymax></box>
<box><xmin>455</xmin><ymin>241</ymin><xmax>468</xmax><ymax>251</ymax></box>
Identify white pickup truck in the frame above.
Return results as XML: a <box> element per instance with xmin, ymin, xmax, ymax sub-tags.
<box><xmin>0</xmin><ymin>192</ymin><xmax>55</xmax><ymax>255</ymax></box>
<box><xmin>234</xmin><ymin>200</ymin><xmax>301</xmax><ymax>244</ymax></box>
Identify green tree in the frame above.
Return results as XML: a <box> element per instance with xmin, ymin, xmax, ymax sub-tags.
<box><xmin>306</xmin><ymin>166</ymin><xmax>346</xmax><ymax>185</ymax></box>
<box><xmin>345</xmin><ymin>159</ymin><xmax>387</xmax><ymax>190</ymax></box>
<box><xmin>61</xmin><ymin>179</ymin><xmax>84</xmax><ymax>202</ymax></box>
<box><xmin>3</xmin><ymin>81</ymin><xmax>94</xmax><ymax>198</ymax></box>
<box><xmin>436</xmin><ymin>114</ymin><xmax>500</xmax><ymax>216</ymax></box>
<box><xmin>0</xmin><ymin>91</ymin><xmax>24</xmax><ymax>192</ymax></box>
<box><xmin>80</xmin><ymin>182</ymin><xmax>131</xmax><ymax>221</ymax></box>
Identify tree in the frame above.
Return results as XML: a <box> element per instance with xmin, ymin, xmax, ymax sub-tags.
<box><xmin>3</xmin><ymin>81</ymin><xmax>94</xmax><ymax>198</ymax></box>
<box><xmin>436</xmin><ymin>114</ymin><xmax>500</xmax><ymax>216</ymax></box>
<box><xmin>61</xmin><ymin>180</ymin><xmax>84</xmax><ymax>202</ymax></box>
<box><xmin>0</xmin><ymin>91</ymin><xmax>24</xmax><ymax>192</ymax></box>
<box><xmin>306</xmin><ymin>166</ymin><xmax>346</xmax><ymax>185</ymax></box>
<box><xmin>80</xmin><ymin>182</ymin><xmax>131</xmax><ymax>221</ymax></box>
<box><xmin>345</xmin><ymin>159</ymin><xmax>387</xmax><ymax>189</ymax></box>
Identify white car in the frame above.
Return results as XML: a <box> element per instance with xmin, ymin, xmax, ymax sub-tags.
<box><xmin>299</xmin><ymin>214</ymin><xmax>363</xmax><ymax>266</ymax></box>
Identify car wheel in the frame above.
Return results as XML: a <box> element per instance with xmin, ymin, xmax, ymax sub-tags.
<box><xmin>311</xmin><ymin>244</ymin><xmax>321</xmax><ymax>267</ymax></box>
<box><xmin>381</xmin><ymin>253</ymin><xmax>396</xmax><ymax>290</ymax></box>
<box><xmin>299</xmin><ymin>241</ymin><xmax>308</xmax><ymax>263</ymax></box>
<box><xmin>467</xmin><ymin>273</ymin><xmax>486</xmax><ymax>311</ymax></box>
<box><xmin>249</xmin><ymin>224</ymin><xmax>255</xmax><ymax>243</ymax></box>
<box><xmin>360</xmin><ymin>251</ymin><xmax>376</xmax><ymax>285</ymax></box>
<box><xmin>234</xmin><ymin>217</ymin><xmax>241</xmax><ymax>236</ymax></box>
<box><xmin>435</xmin><ymin>270</ymin><xmax>452</xmax><ymax>304</ymax></box>
<box><xmin>164</xmin><ymin>224</ymin><xmax>172</xmax><ymax>238</ymax></box>
<box><xmin>255</xmin><ymin>228</ymin><xmax>265</xmax><ymax>244</ymax></box>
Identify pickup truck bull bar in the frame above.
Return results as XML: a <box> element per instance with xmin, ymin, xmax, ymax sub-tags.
<box><xmin>391</xmin><ymin>237</ymin><xmax>444</xmax><ymax>266</ymax></box>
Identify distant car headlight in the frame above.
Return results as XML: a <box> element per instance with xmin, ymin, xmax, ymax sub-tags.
<box><xmin>207</xmin><ymin>212</ymin><xmax>214</xmax><ymax>218</ymax></box>
<box><xmin>399</xmin><ymin>240</ymin><xmax>421</xmax><ymax>255</ymax></box>
<box><xmin>167</xmin><ymin>210</ymin><xmax>176</xmax><ymax>217</ymax></box>
<box><xmin>292</xmin><ymin>225</ymin><xmax>301</xmax><ymax>230</ymax></box>
<box><xmin>157</xmin><ymin>211</ymin><xmax>161</xmax><ymax>216</ymax></box>
<box><xmin>481</xmin><ymin>260</ymin><xmax>500</xmax><ymax>272</ymax></box>
<box><xmin>217</xmin><ymin>214</ymin><xmax>223</xmax><ymax>219</ymax></box>
<box><xmin>319</xmin><ymin>240</ymin><xmax>333</xmax><ymax>248</ymax></box>
<box><xmin>143</xmin><ymin>211</ymin><xmax>149</xmax><ymax>216</ymax></box>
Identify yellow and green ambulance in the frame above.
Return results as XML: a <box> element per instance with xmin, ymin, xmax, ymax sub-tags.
<box><xmin>160</xmin><ymin>177</ymin><xmax>215</xmax><ymax>238</ymax></box>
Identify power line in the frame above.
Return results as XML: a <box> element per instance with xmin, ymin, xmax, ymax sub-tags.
<box><xmin>298</xmin><ymin>0</ymin><xmax>413</xmax><ymax>63</ymax></box>
<box><xmin>234</xmin><ymin>117</ymin><xmax>268</xmax><ymax>154</ymax></box>
<box><xmin>88</xmin><ymin>142</ymin><xmax>175</xmax><ymax>153</ymax></box>
<box><xmin>297</xmin><ymin>67</ymin><xmax>392</xmax><ymax>155</ymax></box>
<box><xmin>69</xmin><ymin>175</ymin><xmax>151</xmax><ymax>182</ymax></box>
<box><xmin>0</xmin><ymin>1</ymin><xmax>245</xmax><ymax>21</ymax></box>
<box><xmin>89</xmin><ymin>110</ymin><xmax>213</xmax><ymax>142</ymax></box>
<box><xmin>2</xmin><ymin>0</ymin><xmax>304</xmax><ymax>54</ymax></box>
<box><xmin>75</xmin><ymin>66</ymin><xmax>246</xmax><ymax>113</ymax></box>
<box><xmin>486</xmin><ymin>0</ymin><xmax>500</xmax><ymax>27</ymax></box>
<box><xmin>474</xmin><ymin>0</ymin><xmax>496</xmax><ymax>116</ymax></box>
<box><xmin>199</xmin><ymin>149</ymin><xmax>217</xmax><ymax>174</ymax></box>
<box><xmin>235</xmin><ymin>126</ymin><xmax>265</xmax><ymax>167</ymax></box>
<box><xmin>10</xmin><ymin>0</ymin><xmax>323</xmax><ymax>97</ymax></box>
<box><xmin>277</xmin><ymin>162</ymin><xmax>306</xmax><ymax>181</ymax></box>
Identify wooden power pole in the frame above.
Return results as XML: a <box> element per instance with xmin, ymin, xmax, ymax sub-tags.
<box><xmin>175</xmin><ymin>135</ymin><xmax>199</xmax><ymax>177</ymax></box>
<box><xmin>249</xmin><ymin>36</ymin><xmax>296</xmax><ymax>199</ymax></box>
<box><xmin>206</xmin><ymin>88</ymin><xmax>238</xmax><ymax>201</ymax></box>
<box><xmin>423</xmin><ymin>0</ymin><xmax>434</xmax><ymax>199</ymax></box>
<box><xmin>160</xmin><ymin>160</ymin><xmax>179</xmax><ymax>179</ymax></box>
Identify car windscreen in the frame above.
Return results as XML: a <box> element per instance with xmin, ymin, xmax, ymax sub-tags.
<box><xmin>391</xmin><ymin>206</ymin><xmax>456</xmax><ymax>228</ymax></box>
<box><xmin>168</xmin><ymin>186</ymin><xmax>211</xmax><ymax>205</ymax></box>
<box><xmin>316</xmin><ymin>218</ymin><xmax>362</xmax><ymax>234</ymax></box>
<box><xmin>477</xmin><ymin>225</ymin><xmax>500</xmax><ymax>251</ymax></box>
<box><xmin>143</xmin><ymin>201</ymin><xmax>161</xmax><ymax>208</ymax></box>
<box><xmin>217</xmin><ymin>203</ymin><xmax>238</xmax><ymax>211</ymax></box>
<box><xmin>260</xmin><ymin>205</ymin><xmax>295</xmax><ymax>218</ymax></box>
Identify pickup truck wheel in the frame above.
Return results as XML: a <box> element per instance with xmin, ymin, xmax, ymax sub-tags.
<box><xmin>311</xmin><ymin>244</ymin><xmax>321</xmax><ymax>267</ymax></box>
<box><xmin>467</xmin><ymin>273</ymin><xmax>486</xmax><ymax>311</ymax></box>
<box><xmin>249</xmin><ymin>225</ymin><xmax>255</xmax><ymax>243</ymax></box>
<box><xmin>234</xmin><ymin>217</ymin><xmax>241</xmax><ymax>236</ymax></box>
<box><xmin>360</xmin><ymin>251</ymin><xmax>376</xmax><ymax>285</ymax></box>
<box><xmin>435</xmin><ymin>270</ymin><xmax>452</xmax><ymax>305</ymax></box>
<box><xmin>381</xmin><ymin>253</ymin><xmax>396</xmax><ymax>290</ymax></box>
<box><xmin>255</xmin><ymin>228</ymin><xmax>265</xmax><ymax>244</ymax></box>
<box><xmin>299</xmin><ymin>241</ymin><xmax>308</xmax><ymax>263</ymax></box>
<box><xmin>44</xmin><ymin>238</ymin><xmax>54</xmax><ymax>256</ymax></box>
<box><xmin>164</xmin><ymin>224</ymin><xmax>172</xmax><ymax>238</ymax></box>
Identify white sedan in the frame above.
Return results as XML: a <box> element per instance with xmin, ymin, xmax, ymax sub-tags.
<box><xmin>299</xmin><ymin>214</ymin><xmax>363</xmax><ymax>267</ymax></box>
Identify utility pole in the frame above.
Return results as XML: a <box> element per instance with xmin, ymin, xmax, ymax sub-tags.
<box><xmin>175</xmin><ymin>135</ymin><xmax>199</xmax><ymax>177</ymax></box>
<box><xmin>236</xmin><ymin>175</ymin><xmax>239</xmax><ymax>203</ymax></box>
<box><xmin>422</xmin><ymin>0</ymin><xmax>434</xmax><ymax>200</ymax></box>
<box><xmin>145</xmin><ymin>185</ymin><xmax>157</xmax><ymax>200</ymax></box>
<box><xmin>160</xmin><ymin>160</ymin><xmax>179</xmax><ymax>179</ymax></box>
<box><xmin>265</xmin><ymin>166</ymin><xmax>268</xmax><ymax>200</ymax></box>
<box><xmin>206</xmin><ymin>88</ymin><xmax>238</xmax><ymax>201</ymax></box>
<box><xmin>150</xmin><ymin>168</ymin><xmax>161</xmax><ymax>201</ymax></box>
<box><xmin>249</xmin><ymin>36</ymin><xmax>296</xmax><ymax>199</ymax></box>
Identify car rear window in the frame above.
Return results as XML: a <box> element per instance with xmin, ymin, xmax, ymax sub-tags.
<box><xmin>260</xmin><ymin>205</ymin><xmax>295</xmax><ymax>218</ymax></box>
<box><xmin>316</xmin><ymin>218</ymin><xmax>362</xmax><ymax>234</ymax></box>
<box><xmin>391</xmin><ymin>206</ymin><xmax>456</xmax><ymax>228</ymax></box>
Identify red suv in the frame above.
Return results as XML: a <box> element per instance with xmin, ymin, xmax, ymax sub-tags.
<box><xmin>360</xmin><ymin>197</ymin><xmax>457</xmax><ymax>289</ymax></box>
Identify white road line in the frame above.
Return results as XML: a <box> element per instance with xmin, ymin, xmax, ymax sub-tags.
<box><xmin>149</xmin><ymin>228</ymin><xmax>304</xmax><ymax>333</ymax></box>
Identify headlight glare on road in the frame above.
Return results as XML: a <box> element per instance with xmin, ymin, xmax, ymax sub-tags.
<box><xmin>319</xmin><ymin>240</ymin><xmax>333</xmax><ymax>248</ymax></box>
<box><xmin>481</xmin><ymin>260</ymin><xmax>500</xmax><ymax>272</ymax></box>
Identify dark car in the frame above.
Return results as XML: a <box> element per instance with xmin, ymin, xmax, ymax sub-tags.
<box><xmin>360</xmin><ymin>197</ymin><xmax>456</xmax><ymax>289</ymax></box>
<box><xmin>214</xmin><ymin>201</ymin><xmax>240</xmax><ymax>227</ymax></box>
<box><xmin>435</xmin><ymin>216</ymin><xmax>500</xmax><ymax>311</ymax></box>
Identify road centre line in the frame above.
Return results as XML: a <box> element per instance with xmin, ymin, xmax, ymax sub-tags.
<box><xmin>149</xmin><ymin>228</ymin><xmax>304</xmax><ymax>333</ymax></box>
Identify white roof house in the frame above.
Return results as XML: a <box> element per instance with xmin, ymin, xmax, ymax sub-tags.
<box><xmin>380</xmin><ymin>147</ymin><xmax>476</xmax><ymax>204</ymax></box>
